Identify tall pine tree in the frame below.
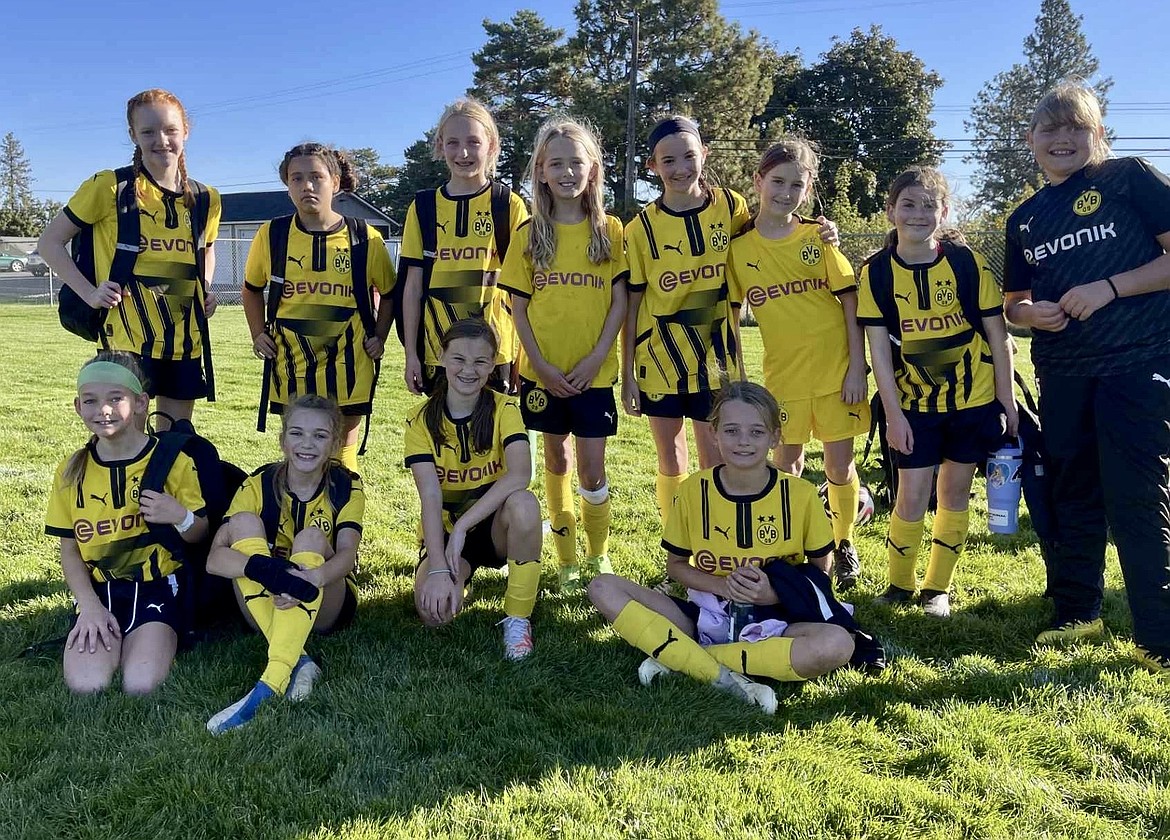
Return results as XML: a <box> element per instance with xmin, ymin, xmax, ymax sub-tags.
<box><xmin>0</xmin><ymin>133</ymin><xmax>33</xmax><ymax>210</ymax></box>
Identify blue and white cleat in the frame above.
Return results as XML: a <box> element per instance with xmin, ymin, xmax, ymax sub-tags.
<box><xmin>206</xmin><ymin>681</ymin><xmax>276</xmax><ymax>734</ymax></box>
<box><xmin>286</xmin><ymin>655</ymin><xmax>322</xmax><ymax>702</ymax></box>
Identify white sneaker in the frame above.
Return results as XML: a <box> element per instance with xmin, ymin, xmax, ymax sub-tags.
<box><xmin>286</xmin><ymin>655</ymin><xmax>322</xmax><ymax>702</ymax></box>
<box><xmin>500</xmin><ymin>616</ymin><xmax>533</xmax><ymax>661</ymax></box>
<box><xmin>637</xmin><ymin>656</ymin><xmax>672</xmax><ymax>686</ymax></box>
<box><xmin>715</xmin><ymin>667</ymin><xmax>778</xmax><ymax>715</ymax></box>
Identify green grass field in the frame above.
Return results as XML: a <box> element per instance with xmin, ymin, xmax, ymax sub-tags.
<box><xmin>1</xmin><ymin>306</ymin><xmax>1167</xmax><ymax>840</ymax></box>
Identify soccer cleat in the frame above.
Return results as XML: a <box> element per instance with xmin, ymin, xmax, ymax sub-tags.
<box><xmin>919</xmin><ymin>589</ymin><xmax>951</xmax><ymax>618</ymax></box>
<box><xmin>1133</xmin><ymin>646</ymin><xmax>1170</xmax><ymax>679</ymax></box>
<box><xmin>286</xmin><ymin>655</ymin><xmax>322</xmax><ymax>702</ymax></box>
<box><xmin>557</xmin><ymin>563</ymin><xmax>583</xmax><ymax>595</ymax></box>
<box><xmin>834</xmin><ymin>540</ymin><xmax>861</xmax><ymax>592</ymax></box>
<box><xmin>637</xmin><ymin>656</ymin><xmax>672</xmax><ymax>686</ymax></box>
<box><xmin>582</xmin><ymin>555</ymin><xmax>614</xmax><ymax>578</ymax></box>
<box><xmin>1035</xmin><ymin>618</ymin><xmax>1105</xmax><ymax>646</ymax></box>
<box><xmin>714</xmin><ymin>667</ymin><xmax>777</xmax><ymax>715</ymax></box>
<box><xmin>874</xmin><ymin>584</ymin><xmax>915</xmax><ymax>606</ymax></box>
<box><xmin>206</xmin><ymin>680</ymin><xmax>276</xmax><ymax>734</ymax></box>
<box><xmin>501</xmin><ymin>615</ymin><xmax>534</xmax><ymax>661</ymax></box>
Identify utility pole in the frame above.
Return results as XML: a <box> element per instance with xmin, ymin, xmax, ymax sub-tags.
<box><xmin>623</xmin><ymin>9</ymin><xmax>640</xmax><ymax>218</ymax></box>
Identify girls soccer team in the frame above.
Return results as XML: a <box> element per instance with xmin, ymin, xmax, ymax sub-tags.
<box><xmin>37</xmin><ymin>81</ymin><xmax>1170</xmax><ymax>728</ymax></box>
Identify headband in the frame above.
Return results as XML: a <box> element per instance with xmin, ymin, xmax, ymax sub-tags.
<box><xmin>77</xmin><ymin>361</ymin><xmax>144</xmax><ymax>395</ymax></box>
<box><xmin>647</xmin><ymin>117</ymin><xmax>701</xmax><ymax>153</ymax></box>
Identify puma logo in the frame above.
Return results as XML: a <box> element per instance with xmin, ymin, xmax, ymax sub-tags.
<box><xmin>848</xmin><ymin>411</ymin><xmax>861</xmax><ymax>420</ymax></box>
<box><xmin>550</xmin><ymin>525</ymin><xmax>570</xmax><ymax>537</ymax></box>
<box><xmin>1152</xmin><ymin>373</ymin><xmax>1170</xmax><ymax>389</ymax></box>
<box><xmin>713</xmin><ymin>525</ymin><xmax>731</xmax><ymax>539</ymax></box>
<box><xmin>436</xmin><ymin>220</ymin><xmax>448</xmax><ymax>234</ymax></box>
<box><xmin>886</xmin><ymin>537</ymin><xmax>909</xmax><ymax>556</ymax></box>
<box><xmin>89</xmin><ymin>493</ymin><xmax>108</xmax><ymax>505</ymax></box>
<box><xmin>894</xmin><ymin>291</ymin><xmax>911</xmax><ymax>303</ymax></box>
<box><xmin>603</xmin><ymin>411</ymin><xmax>615</xmax><ymax>424</ymax></box>
<box><xmin>440</xmin><ymin>442</ymin><xmax>459</xmax><ymax>454</ymax></box>
<box><xmin>139</xmin><ymin>208</ymin><xmax>159</xmax><ymax>223</ymax></box>
<box><xmin>146</xmin><ymin>603</ymin><xmax>163</xmax><ymax>613</ymax></box>
<box><xmin>740</xmin><ymin>650</ymin><xmax>749</xmax><ymax>672</ymax></box>
<box><xmin>931</xmin><ymin>537</ymin><xmax>963</xmax><ymax>555</ymax></box>
<box><xmin>652</xmin><ymin>629</ymin><xmax>678</xmax><ymax>658</ymax></box>
<box><xmin>287</xmin><ymin>255</ymin><xmax>305</xmax><ymax>268</ymax></box>
<box><xmin>746</xmin><ymin>261</ymin><xmax>760</xmax><ymax>271</ymax></box>
<box><xmin>296</xmin><ymin>604</ymin><xmax>318</xmax><ymax>620</ymax></box>
<box><xmin>1018</xmin><ymin>217</ymin><xmax>1032</xmax><ymax>234</ymax></box>
<box><xmin>663</xmin><ymin>241</ymin><xmax>683</xmax><ymax>255</ymax></box>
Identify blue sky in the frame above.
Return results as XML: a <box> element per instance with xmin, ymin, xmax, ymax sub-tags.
<box><xmin>5</xmin><ymin>0</ymin><xmax>1166</xmax><ymax>208</ymax></box>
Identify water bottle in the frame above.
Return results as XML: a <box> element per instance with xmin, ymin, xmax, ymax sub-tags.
<box><xmin>986</xmin><ymin>440</ymin><xmax>1024</xmax><ymax>534</ymax></box>
<box><xmin>728</xmin><ymin>601</ymin><xmax>753</xmax><ymax>642</ymax></box>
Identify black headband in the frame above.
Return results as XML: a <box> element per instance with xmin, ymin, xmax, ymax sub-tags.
<box><xmin>647</xmin><ymin>117</ymin><xmax>701</xmax><ymax>153</ymax></box>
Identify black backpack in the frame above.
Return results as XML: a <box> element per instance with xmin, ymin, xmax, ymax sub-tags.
<box><xmin>252</xmin><ymin>461</ymin><xmax>358</xmax><ymax>552</ymax></box>
<box><xmin>140</xmin><ymin>416</ymin><xmax>247</xmax><ymax>647</ymax></box>
<box><xmin>390</xmin><ymin>182</ymin><xmax>514</xmax><ymax>356</ymax></box>
<box><xmin>61</xmin><ymin>166</ymin><xmax>216</xmax><ymax>399</ymax></box>
<box><xmin>860</xmin><ymin>395</ymin><xmax>938</xmax><ymax>514</ymax></box>
<box><xmin>257</xmin><ymin>215</ymin><xmax>378</xmax><ymax>452</ymax></box>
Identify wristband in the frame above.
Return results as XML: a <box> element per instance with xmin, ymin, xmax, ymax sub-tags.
<box><xmin>175</xmin><ymin>509</ymin><xmax>196</xmax><ymax>534</ymax></box>
<box><xmin>1105</xmin><ymin>277</ymin><xmax>1120</xmax><ymax>300</ymax></box>
<box><xmin>428</xmin><ymin>568</ymin><xmax>456</xmax><ymax>579</ymax></box>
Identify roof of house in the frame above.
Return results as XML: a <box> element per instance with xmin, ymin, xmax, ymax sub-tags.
<box><xmin>220</xmin><ymin>191</ymin><xmax>395</xmax><ymax>227</ymax></box>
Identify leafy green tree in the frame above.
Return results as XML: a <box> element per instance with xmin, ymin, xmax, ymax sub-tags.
<box><xmin>469</xmin><ymin>11</ymin><xmax>570</xmax><ymax>193</ymax></box>
<box><xmin>381</xmin><ymin>135</ymin><xmax>450</xmax><ymax>228</ymax></box>
<box><xmin>0</xmin><ymin>133</ymin><xmax>34</xmax><ymax>210</ymax></box>
<box><xmin>0</xmin><ymin>199</ymin><xmax>62</xmax><ymax>237</ymax></box>
<box><xmin>760</xmin><ymin>26</ymin><xmax>944</xmax><ymax>218</ymax></box>
<box><xmin>342</xmin><ymin>147</ymin><xmax>399</xmax><ymax>213</ymax></box>
<box><xmin>966</xmin><ymin>0</ymin><xmax>1111</xmax><ymax>212</ymax></box>
<box><xmin>567</xmin><ymin>0</ymin><xmax>778</xmax><ymax>215</ymax></box>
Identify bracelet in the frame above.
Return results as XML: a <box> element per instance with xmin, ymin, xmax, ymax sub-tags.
<box><xmin>1105</xmin><ymin>277</ymin><xmax>1120</xmax><ymax>300</ymax></box>
<box><xmin>427</xmin><ymin>568</ymin><xmax>456</xmax><ymax>578</ymax></box>
<box><xmin>174</xmin><ymin>509</ymin><xmax>196</xmax><ymax>534</ymax></box>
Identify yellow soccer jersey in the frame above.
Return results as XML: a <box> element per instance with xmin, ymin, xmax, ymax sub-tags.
<box><xmin>858</xmin><ymin>246</ymin><xmax>1003</xmax><ymax>413</ymax></box>
<box><xmin>244</xmin><ymin>217</ymin><xmax>395</xmax><ymax>411</ymax></box>
<box><xmin>663</xmin><ymin>466</ymin><xmax>834</xmax><ymax>575</ymax></box>
<box><xmin>402</xmin><ymin>392</ymin><xmax>528</xmax><ymax>534</ymax></box>
<box><xmin>498</xmin><ymin>215</ymin><xmax>629</xmax><ymax>386</ymax></box>
<box><xmin>400</xmin><ymin>184</ymin><xmax>529</xmax><ymax>366</ymax></box>
<box><xmin>728</xmin><ymin>220</ymin><xmax>857</xmax><ymax>402</ymax></box>
<box><xmin>64</xmin><ymin>169</ymin><xmax>222</xmax><ymax>360</ymax></box>
<box><xmin>226</xmin><ymin>464</ymin><xmax>365</xmax><ymax>559</ymax></box>
<box><xmin>45</xmin><ymin>438</ymin><xmax>206</xmax><ymax>582</ymax></box>
<box><xmin>626</xmin><ymin>188</ymin><xmax>751</xmax><ymax>395</ymax></box>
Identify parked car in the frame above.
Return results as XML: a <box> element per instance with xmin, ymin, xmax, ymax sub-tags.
<box><xmin>26</xmin><ymin>251</ymin><xmax>47</xmax><ymax>276</ymax></box>
<box><xmin>0</xmin><ymin>253</ymin><xmax>27</xmax><ymax>272</ymax></box>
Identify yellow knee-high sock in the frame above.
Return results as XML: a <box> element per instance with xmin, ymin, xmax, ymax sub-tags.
<box><xmin>655</xmin><ymin>472</ymin><xmax>685</xmax><ymax>527</ymax></box>
<box><xmin>544</xmin><ymin>470</ymin><xmax>576</xmax><ymax>567</ymax></box>
<box><xmin>338</xmin><ymin>444</ymin><xmax>359</xmax><ymax>473</ymax></box>
<box><xmin>579</xmin><ymin>490</ymin><xmax>611</xmax><ymax>559</ymax></box>
<box><xmin>232</xmin><ymin>537</ymin><xmax>276</xmax><ymax>637</ymax></box>
<box><xmin>503</xmin><ymin>559</ymin><xmax>542</xmax><ymax>619</ymax></box>
<box><xmin>923</xmin><ymin>506</ymin><xmax>969</xmax><ymax>593</ymax></box>
<box><xmin>827</xmin><ymin>473</ymin><xmax>860</xmax><ymax>545</ymax></box>
<box><xmin>886</xmin><ymin>512</ymin><xmax>925</xmax><ymax>592</ymax></box>
<box><xmin>612</xmin><ymin>600</ymin><xmax>720</xmax><ymax>683</ymax></box>
<box><xmin>259</xmin><ymin>551</ymin><xmax>324</xmax><ymax>695</ymax></box>
<box><xmin>706</xmin><ymin>637</ymin><xmax>803</xmax><ymax>682</ymax></box>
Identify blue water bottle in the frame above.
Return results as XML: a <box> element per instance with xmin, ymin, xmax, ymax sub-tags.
<box><xmin>986</xmin><ymin>440</ymin><xmax>1024</xmax><ymax>534</ymax></box>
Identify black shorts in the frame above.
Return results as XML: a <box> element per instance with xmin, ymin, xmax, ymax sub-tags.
<box><xmin>415</xmin><ymin>513</ymin><xmax>504</xmax><ymax>576</ymax></box>
<box><xmin>896</xmin><ymin>401</ymin><xmax>1006</xmax><ymax>470</ymax></box>
<box><xmin>137</xmin><ymin>356</ymin><xmax>207</xmax><ymax>401</ymax></box>
<box><xmin>315</xmin><ymin>579</ymin><xmax>358</xmax><ymax>636</ymax></box>
<box><xmin>640</xmin><ymin>389</ymin><xmax>713</xmax><ymax>422</ymax></box>
<box><xmin>423</xmin><ymin>365</ymin><xmax>511</xmax><ymax>396</ymax></box>
<box><xmin>520</xmin><ymin>379</ymin><xmax>618</xmax><ymax>437</ymax></box>
<box><xmin>74</xmin><ymin>576</ymin><xmax>182</xmax><ymax>635</ymax></box>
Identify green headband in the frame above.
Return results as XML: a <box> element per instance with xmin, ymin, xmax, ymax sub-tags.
<box><xmin>77</xmin><ymin>361</ymin><xmax>145</xmax><ymax>394</ymax></box>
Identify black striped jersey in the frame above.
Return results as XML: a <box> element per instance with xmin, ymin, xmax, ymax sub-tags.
<box><xmin>244</xmin><ymin>217</ymin><xmax>395</xmax><ymax>410</ymax></box>
<box><xmin>403</xmin><ymin>392</ymin><xmax>528</xmax><ymax>534</ymax></box>
<box><xmin>498</xmin><ymin>215</ymin><xmax>629</xmax><ymax>386</ymax></box>
<box><xmin>858</xmin><ymin>247</ymin><xmax>1002</xmax><ymax>413</ymax></box>
<box><xmin>400</xmin><ymin>183</ymin><xmax>529</xmax><ymax>366</ymax></box>
<box><xmin>1005</xmin><ymin>157</ymin><xmax>1170</xmax><ymax>375</ymax></box>
<box><xmin>626</xmin><ymin>189</ymin><xmax>751</xmax><ymax>395</ymax></box>
<box><xmin>662</xmin><ymin>466</ymin><xmax>834</xmax><ymax>575</ymax></box>
<box><xmin>64</xmin><ymin>169</ymin><xmax>222</xmax><ymax>361</ymax></box>
<box><xmin>226</xmin><ymin>465</ymin><xmax>365</xmax><ymax>559</ymax></box>
<box><xmin>727</xmin><ymin>219</ymin><xmax>857</xmax><ymax>401</ymax></box>
<box><xmin>45</xmin><ymin>438</ymin><xmax>206</xmax><ymax>582</ymax></box>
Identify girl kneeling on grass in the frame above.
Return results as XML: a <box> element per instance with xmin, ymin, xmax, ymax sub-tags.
<box><xmin>46</xmin><ymin>352</ymin><xmax>208</xmax><ymax>695</ymax></box>
<box><xmin>498</xmin><ymin>116</ymin><xmax>628</xmax><ymax>595</ymax></box>
<box><xmin>407</xmin><ymin>318</ymin><xmax>542</xmax><ymax>660</ymax></box>
<box><xmin>858</xmin><ymin>167</ymin><xmax>1016</xmax><ymax>619</ymax></box>
<box><xmin>205</xmin><ymin>395</ymin><xmax>363</xmax><ymax>733</ymax></box>
<box><xmin>589</xmin><ymin>381</ymin><xmax>858</xmax><ymax>715</ymax></box>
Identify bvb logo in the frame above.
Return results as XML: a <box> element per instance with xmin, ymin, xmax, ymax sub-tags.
<box><xmin>310</xmin><ymin>517</ymin><xmax>332</xmax><ymax>535</ymax></box>
<box><xmin>800</xmin><ymin>242</ymin><xmax>822</xmax><ymax>266</ymax></box>
<box><xmin>1073</xmin><ymin>189</ymin><xmax>1102</xmax><ymax>217</ymax></box>
<box><xmin>473</xmin><ymin>213</ymin><xmax>494</xmax><ymax>238</ymax></box>
<box><xmin>526</xmin><ymin>388</ymin><xmax>548</xmax><ymax>414</ymax></box>
<box><xmin>334</xmin><ymin>250</ymin><xmax>351</xmax><ymax>273</ymax></box>
<box><xmin>779</xmin><ymin>405</ymin><xmax>789</xmax><ymax>425</ymax></box>
<box><xmin>710</xmin><ymin>230</ymin><xmax>730</xmax><ymax>252</ymax></box>
<box><xmin>935</xmin><ymin>286</ymin><xmax>956</xmax><ymax>307</ymax></box>
<box><xmin>756</xmin><ymin>521</ymin><xmax>779</xmax><ymax>545</ymax></box>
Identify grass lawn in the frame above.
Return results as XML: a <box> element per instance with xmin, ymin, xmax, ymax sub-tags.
<box><xmin>1</xmin><ymin>305</ymin><xmax>1167</xmax><ymax>840</ymax></box>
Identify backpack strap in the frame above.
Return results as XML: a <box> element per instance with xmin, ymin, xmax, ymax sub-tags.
<box><xmin>344</xmin><ymin>217</ymin><xmax>378</xmax><ymax>455</ymax></box>
<box><xmin>257</xmin><ymin>464</ymin><xmax>283</xmax><ymax>549</ymax></box>
<box><xmin>326</xmin><ymin>464</ymin><xmax>355</xmax><ymax>526</ymax></box>
<box><xmin>489</xmin><ymin>182</ymin><xmax>512</xmax><ymax>262</ymax></box>
<box><xmin>110</xmin><ymin>166</ymin><xmax>141</xmax><ymax>287</ymax></box>
<box><xmin>187</xmin><ymin>178</ymin><xmax>216</xmax><ymax>401</ymax></box>
<box><xmin>257</xmin><ymin>215</ymin><xmax>294</xmax><ymax>433</ymax></box>
<box><xmin>940</xmin><ymin>240</ymin><xmax>988</xmax><ymax>342</ymax></box>
<box><xmin>392</xmin><ymin>189</ymin><xmax>438</xmax><ymax>354</ymax></box>
<box><xmin>140</xmin><ymin>434</ymin><xmax>190</xmax><ymax>560</ymax></box>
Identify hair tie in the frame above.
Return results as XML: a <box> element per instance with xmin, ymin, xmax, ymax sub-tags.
<box><xmin>648</xmin><ymin>117</ymin><xmax>701</xmax><ymax>153</ymax></box>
